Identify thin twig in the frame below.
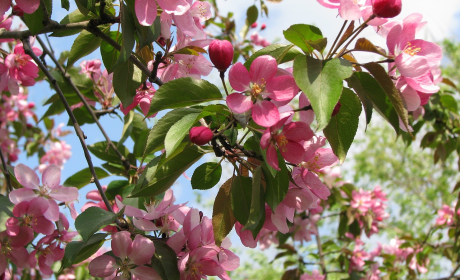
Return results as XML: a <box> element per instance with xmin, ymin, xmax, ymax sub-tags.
<box><xmin>22</xmin><ymin>38</ymin><xmax>115</xmax><ymax>213</ymax></box>
<box><xmin>0</xmin><ymin>147</ymin><xmax>12</xmax><ymax>193</ymax></box>
<box><xmin>326</xmin><ymin>20</ymin><xmax>348</xmax><ymax>59</ymax></box>
<box><xmin>220</xmin><ymin>71</ymin><xmax>229</xmax><ymax>96</ymax></box>
<box><xmin>36</xmin><ymin>36</ymin><xmax>131</xmax><ymax>171</ymax></box>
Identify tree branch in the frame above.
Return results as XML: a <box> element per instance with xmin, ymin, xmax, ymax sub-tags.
<box><xmin>22</xmin><ymin>37</ymin><xmax>115</xmax><ymax>213</ymax></box>
<box><xmin>0</xmin><ymin>147</ymin><xmax>12</xmax><ymax>193</ymax></box>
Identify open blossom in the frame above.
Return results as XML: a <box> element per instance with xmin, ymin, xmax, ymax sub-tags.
<box><xmin>10</xmin><ymin>164</ymin><xmax>79</xmax><ymax>221</ymax></box>
<box><xmin>0</xmin><ymin>43</ymin><xmax>42</xmax><ymax>95</ymax></box>
<box><xmin>6</xmin><ymin>197</ymin><xmax>54</xmax><ymax>236</ymax></box>
<box><xmin>135</xmin><ymin>0</ymin><xmax>190</xmax><ymax>26</ymax></box>
<box><xmin>435</xmin><ymin>205</ymin><xmax>455</xmax><ymax>226</ymax></box>
<box><xmin>120</xmin><ymin>82</ymin><xmax>157</xmax><ymax>118</ymax></box>
<box><xmin>351</xmin><ymin>189</ymin><xmax>373</xmax><ymax>213</ymax></box>
<box><xmin>88</xmin><ymin>231</ymin><xmax>159</xmax><ymax>279</ymax></box>
<box><xmin>38</xmin><ymin>141</ymin><xmax>72</xmax><ymax>173</ymax></box>
<box><xmin>316</xmin><ymin>0</ymin><xmax>367</xmax><ymax>20</ymax></box>
<box><xmin>227</xmin><ymin>55</ymin><xmax>299</xmax><ymax>127</ymax></box>
<box><xmin>0</xmin><ymin>229</ymin><xmax>33</xmax><ymax>276</ymax></box>
<box><xmin>80</xmin><ymin>59</ymin><xmax>102</xmax><ymax>83</ymax></box>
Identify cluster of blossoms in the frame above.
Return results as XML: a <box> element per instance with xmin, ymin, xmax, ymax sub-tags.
<box><xmin>350</xmin><ymin>186</ymin><xmax>389</xmax><ymax>236</ymax></box>
<box><xmin>37</xmin><ymin>140</ymin><xmax>72</xmax><ymax>173</ymax></box>
<box><xmin>435</xmin><ymin>204</ymin><xmax>459</xmax><ymax>226</ymax></box>
<box><xmin>1</xmin><ymin>164</ymin><xmax>78</xmax><ymax>278</ymax></box>
<box><xmin>84</xmin><ymin>189</ymin><xmax>239</xmax><ymax>279</ymax></box>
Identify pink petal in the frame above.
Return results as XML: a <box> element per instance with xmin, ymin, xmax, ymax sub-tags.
<box><xmin>9</xmin><ymin>226</ymin><xmax>34</xmax><ymax>247</ymax></box>
<box><xmin>252</xmin><ymin>100</ymin><xmax>279</xmax><ymax>127</ymax></box>
<box><xmin>304</xmin><ymin>171</ymin><xmax>331</xmax><ymax>200</ymax></box>
<box><xmin>229</xmin><ymin>62</ymin><xmax>250</xmax><ymax>92</ymax></box>
<box><xmin>0</xmin><ymin>0</ymin><xmax>11</xmax><ymax>16</ymax></box>
<box><xmin>411</xmin><ymin>39</ymin><xmax>442</xmax><ymax>69</ymax></box>
<box><xmin>27</xmin><ymin>197</ymin><xmax>49</xmax><ymax>216</ymax></box>
<box><xmin>266</xmin><ymin>144</ymin><xmax>280</xmax><ymax>171</ymax></box>
<box><xmin>316</xmin><ymin>0</ymin><xmax>340</xmax><ymax>8</ymax></box>
<box><xmin>116</xmin><ymin>197</ymin><xmax>144</xmax><ymax>217</ymax></box>
<box><xmin>299</xmin><ymin>93</ymin><xmax>315</xmax><ymax>124</ymax></box>
<box><xmin>280</xmin><ymin>141</ymin><xmax>306</xmax><ymax>164</ymax></box>
<box><xmin>400</xmin><ymin>85</ymin><xmax>421</xmax><ymax>111</ymax></box>
<box><xmin>8</xmin><ymin>247</ymin><xmax>29</xmax><ymax>268</ymax></box>
<box><xmin>271</xmin><ymin>204</ymin><xmax>290</xmax><ymax>234</ymax></box>
<box><xmin>312</xmin><ymin>148</ymin><xmax>339</xmax><ymax>170</ymax></box>
<box><xmin>12</xmin><ymin>201</ymin><xmax>30</xmax><ymax>217</ymax></box>
<box><xmin>42</xmin><ymin>165</ymin><xmax>61</xmax><ymax>189</ymax></box>
<box><xmin>32</xmin><ymin>216</ymin><xmax>55</xmax><ymax>235</ymax></box>
<box><xmin>405</xmin><ymin>74</ymin><xmax>439</xmax><ymax>94</ymax></box>
<box><xmin>9</xmin><ymin>188</ymin><xmax>38</xmax><ymax>204</ymax></box>
<box><xmin>265</xmin><ymin>75</ymin><xmax>299</xmax><ymax>102</ymax></box>
<box><xmin>173</xmin><ymin>11</ymin><xmax>205</xmax><ymax>39</ymax></box>
<box><xmin>15</xmin><ymin>163</ymin><xmax>39</xmax><ymax>190</ymax></box>
<box><xmin>282</xmin><ymin>122</ymin><xmax>314</xmax><ymax>142</ymax></box>
<box><xmin>86</xmin><ymin>190</ymin><xmax>102</xmax><ymax>201</ymax></box>
<box><xmin>15</xmin><ymin>0</ymin><xmax>40</xmax><ymax>14</ymax></box>
<box><xmin>130</xmin><ymin>234</ymin><xmax>155</xmax><ymax>265</ymax></box>
<box><xmin>249</xmin><ymin>55</ymin><xmax>277</xmax><ymax>85</ymax></box>
<box><xmin>338</xmin><ymin>0</ymin><xmax>361</xmax><ymax>20</ymax></box>
<box><xmin>135</xmin><ymin>0</ymin><xmax>158</xmax><ymax>26</ymax></box>
<box><xmin>6</xmin><ymin>218</ymin><xmax>20</xmax><ymax>236</ymax></box>
<box><xmin>50</xmin><ymin>186</ymin><xmax>79</xmax><ymax>202</ymax></box>
<box><xmin>183</xmin><ymin>208</ymin><xmax>200</xmax><ymax>234</ymax></box>
<box><xmin>226</xmin><ymin>93</ymin><xmax>253</xmax><ymax>114</ymax></box>
<box><xmin>395</xmin><ymin>53</ymin><xmax>429</xmax><ymax>78</ymax></box>
<box><xmin>133</xmin><ymin>218</ymin><xmax>159</xmax><ymax>231</ymax></box>
<box><xmin>260</xmin><ymin>128</ymin><xmax>271</xmax><ymax>150</ymax></box>
<box><xmin>112</xmin><ymin>231</ymin><xmax>133</xmax><ymax>260</ymax></box>
<box><xmin>219</xmin><ymin>249</ymin><xmax>240</xmax><ymax>271</ymax></box>
<box><xmin>157</xmin><ymin>0</ymin><xmax>190</xmax><ymax>15</ymax></box>
<box><xmin>88</xmin><ymin>255</ymin><xmax>118</xmax><ymax>277</ymax></box>
<box><xmin>132</xmin><ymin>265</ymin><xmax>162</xmax><ymax>280</ymax></box>
<box><xmin>44</xmin><ymin>199</ymin><xmax>60</xmax><ymax>221</ymax></box>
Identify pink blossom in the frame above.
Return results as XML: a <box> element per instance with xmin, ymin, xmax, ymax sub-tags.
<box><xmin>172</xmin><ymin>0</ymin><xmax>212</xmax><ymax>39</ymax></box>
<box><xmin>350</xmin><ymin>243</ymin><xmax>370</xmax><ymax>271</ymax></box>
<box><xmin>0</xmin><ymin>129</ymin><xmax>20</xmax><ymax>162</ymax></box>
<box><xmin>120</xmin><ymin>82</ymin><xmax>157</xmax><ymax>118</ymax></box>
<box><xmin>260</xmin><ymin>118</ymin><xmax>314</xmax><ymax>170</ymax></box>
<box><xmin>300</xmin><ymin>270</ymin><xmax>325</xmax><ymax>280</ymax></box>
<box><xmin>227</xmin><ymin>55</ymin><xmax>299</xmax><ymax>127</ymax></box>
<box><xmin>351</xmin><ymin>189</ymin><xmax>373</xmax><ymax>213</ymax></box>
<box><xmin>135</xmin><ymin>0</ymin><xmax>190</xmax><ymax>26</ymax></box>
<box><xmin>6</xmin><ymin>197</ymin><xmax>54</xmax><ymax>236</ymax></box>
<box><xmin>80</xmin><ymin>59</ymin><xmax>102</xmax><ymax>83</ymax></box>
<box><xmin>0</xmin><ymin>229</ymin><xmax>32</xmax><ymax>276</ymax></box>
<box><xmin>0</xmin><ymin>0</ymin><xmax>39</xmax><ymax>15</ymax></box>
<box><xmin>316</xmin><ymin>0</ymin><xmax>367</xmax><ymax>20</ymax></box>
<box><xmin>88</xmin><ymin>231</ymin><xmax>159</xmax><ymax>279</ymax></box>
<box><xmin>250</xmin><ymin>32</ymin><xmax>270</xmax><ymax>47</ymax></box>
<box><xmin>436</xmin><ymin>205</ymin><xmax>455</xmax><ymax>226</ymax></box>
<box><xmin>38</xmin><ymin>141</ymin><xmax>72</xmax><ymax>173</ymax></box>
<box><xmin>10</xmin><ymin>164</ymin><xmax>79</xmax><ymax>221</ymax></box>
<box><xmin>0</xmin><ymin>43</ymin><xmax>42</xmax><ymax>95</ymax></box>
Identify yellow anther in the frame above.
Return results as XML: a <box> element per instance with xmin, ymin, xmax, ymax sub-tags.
<box><xmin>403</xmin><ymin>42</ymin><xmax>421</xmax><ymax>56</ymax></box>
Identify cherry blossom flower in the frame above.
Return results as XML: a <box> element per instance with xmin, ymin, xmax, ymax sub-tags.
<box><xmin>80</xmin><ymin>59</ymin><xmax>102</xmax><ymax>83</ymax></box>
<box><xmin>172</xmin><ymin>0</ymin><xmax>212</xmax><ymax>39</ymax></box>
<box><xmin>435</xmin><ymin>205</ymin><xmax>455</xmax><ymax>226</ymax></box>
<box><xmin>351</xmin><ymin>189</ymin><xmax>373</xmax><ymax>213</ymax></box>
<box><xmin>10</xmin><ymin>164</ymin><xmax>79</xmax><ymax>221</ymax></box>
<box><xmin>0</xmin><ymin>229</ymin><xmax>32</xmax><ymax>276</ymax></box>
<box><xmin>227</xmin><ymin>55</ymin><xmax>299</xmax><ymax>127</ymax></box>
<box><xmin>38</xmin><ymin>141</ymin><xmax>72</xmax><ymax>173</ymax></box>
<box><xmin>6</xmin><ymin>197</ymin><xmax>54</xmax><ymax>236</ymax></box>
<box><xmin>135</xmin><ymin>0</ymin><xmax>190</xmax><ymax>26</ymax></box>
<box><xmin>88</xmin><ymin>231</ymin><xmax>159</xmax><ymax>279</ymax></box>
<box><xmin>120</xmin><ymin>82</ymin><xmax>157</xmax><ymax>118</ymax></box>
<box><xmin>315</xmin><ymin>0</ymin><xmax>367</xmax><ymax>21</ymax></box>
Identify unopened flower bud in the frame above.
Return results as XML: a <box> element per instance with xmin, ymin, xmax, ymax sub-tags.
<box><xmin>12</xmin><ymin>5</ymin><xmax>24</xmax><ymax>17</ymax></box>
<box><xmin>28</xmin><ymin>102</ymin><xmax>35</xmax><ymax>109</ymax></box>
<box><xmin>372</xmin><ymin>0</ymin><xmax>402</xmax><ymax>18</ymax></box>
<box><xmin>331</xmin><ymin>102</ymin><xmax>341</xmax><ymax>117</ymax></box>
<box><xmin>251</xmin><ymin>22</ymin><xmax>258</xmax><ymax>28</ymax></box>
<box><xmin>261</xmin><ymin>23</ymin><xmax>266</xmax><ymax>30</ymax></box>
<box><xmin>189</xmin><ymin>127</ymin><xmax>214</xmax><ymax>145</ymax></box>
<box><xmin>209</xmin><ymin>39</ymin><xmax>234</xmax><ymax>72</ymax></box>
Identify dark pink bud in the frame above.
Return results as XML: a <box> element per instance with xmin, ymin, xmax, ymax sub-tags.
<box><xmin>209</xmin><ymin>39</ymin><xmax>234</xmax><ymax>72</ymax></box>
<box><xmin>331</xmin><ymin>102</ymin><xmax>341</xmax><ymax>117</ymax></box>
<box><xmin>251</xmin><ymin>22</ymin><xmax>258</xmax><ymax>28</ymax></box>
<box><xmin>189</xmin><ymin>127</ymin><xmax>214</xmax><ymax>145</ymax></box>
<box><xmin>12</xmin><ymin>5</ymin><xmax>24</xmax><ymax>17</ymax></box>
<box><xmin>372</xmin><ymin>0</ymin><xmax>402</xmax><ymax>18</ymax></box>
<box><xmin>261</xmin><ymin>23</ymin><xmax>266</xmax><ymax>30</ymax></box>
<box><xmin>157</xmin><ymin>37</ymin><xmax>166</xmax><ymax>47</ymax></box>
<box><xmin>28</xmin><ymin>102</ymin><xmax>35</xmax><ymax>109</ymax></box>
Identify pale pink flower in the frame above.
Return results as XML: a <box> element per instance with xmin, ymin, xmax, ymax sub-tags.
<box><xmin>316</xmin><ymin>0</ymin><xmax>367</xmax><ymax>20</ymax></box>
<box><xmin>135</xmin><ymin>0</ymin><xmax>190</xmax><ymax>26</ymax></box>
<box><xmin>0</xmin><ymin>0</ymin><xmax>40</xmax><ymax>15</ymax></box>
<box><xmin>172</xmin><ymin>0</ymin><xmax>212</xmax><ymax>39</ymax></box>
<box><xmin>88</xmin><ymin>231</ymin><xmax>159</xmax><ymax>279</ymax></box>
<box><xmin>436</xmin><ymin>205</ymin><xmax>455</xmax><ymax>226</ymax></box>
<box><xmin>351</xmin><ymin>189</ymin><xmax>373</xmax><ymax>213</ymax></box>
<box><xmin>120</xmin><ymin>82</ymin><xmax>157</xmax><ymax>118</ymax></box>
<box><xmin>250</xmin><ymin>32</ymin><xmax>270</xmax><ymax>47</ymax></box>
<box><xmin>38</xmin><ymin>140</ymin><xmax>72</xmax><ymax>173</ymax></box>
<box><xmin>227</xmin><ymin>55</ymin><xmax>299</xmax><ymax>127</ymax></box>
<box><xmin>10</xmin><ymin>164</ymin><xmax>79</xmax><ymax>221</ymax></box>
<box><xmin>350</xmin><ymin>243</ymin><xmax>370</xmax><ymax>271</ymax></box>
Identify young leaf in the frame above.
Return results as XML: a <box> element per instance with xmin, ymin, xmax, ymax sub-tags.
<box><xmin>148</xmin><ymin>77</ymin><xmax>223</xmax><ymax>116</ymax></box>
<box><xmin>323</xmin><ymin>88</ymin><xmax>362</xmax><ymax>163</ymax></box>
<box><xmin>75</xmin><ymin>207</ymin><xmax>118</xmax><ymax>242</ymax></box>
<box><xmin>63</xmin><ymin>167</ymin><xmax>110</xmax><ymax>189</ymax></box>
<box><xmin>191</xmin><ymin>162</ymin><xmax>222</xmax><ymax>190</ymax></box>
<box><xmin>293</xmin><ymin>55</ymin><xmax>353</xmax><ymax>131</ymax></box>
<box><xmin>347</xmin><ymin>72</ymin><xmax>400</xmax><ymax>133</ymax></box>
<box><xmin>231</xmin><ymin>175</ymin><xmax>253</xmax><ymax>225</ymax></box>
<box><xmin>283</xmin><ymin>24</ymin><xmax>324</xmax><ymax>54</ymax></box>
<box><xmin>244</xmin><ymin>44</ymin><xmax>303</xmax><ymax>69</ymax></box>
<box><xmin>246</xmin><ymin>5</ymin><xmax>258</xmax><ymax>25</ymax></box>
<box><xmin>213</xmin><ymin>178</ymin><xmax>236</xmax><ymax>246</ymax></box>
<box><xmin>131</xmin><ymin>145</ymin><xmax>206</xmax><ymax>197</ymax></box>
<box><xmin>151</xmin><ymin>241</ymin><xmax>181</xmax><ymax>280</ymax></box>
<box><xmin>262</xmin><ymin>150</ymin><xmax>289</xmax><ymax>212</ymax></box>
<box><xmin>143</xmin><ymin>108</ymin><xmax>201</xmax><ymax>160</ymax></box>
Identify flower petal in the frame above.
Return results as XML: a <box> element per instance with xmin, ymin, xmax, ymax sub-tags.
<box><xmin>88</xmin><ymin>255</ymin><xmax>118</xmax><ymax>278</ymax></box>
<box><xmin>252</xmin><ymin>100</ymin><xmax>279</xmax><ymax>127</ymax></box>
<box><xmin>9</xmin><ymin>188</ymin><xmax>37</xmax><ymax>204</ymax></box>
<box><xmin>112</xmin><ymin>231</ymin><xmax>133</xmax><ymax>260</ymax></box>
<box><xmin>304</xmin><ymin>171</ymin><xmax>331</xmax><ymax>200</ymax></box>
<box><xmin>265</xmin><ymin>75</ymin><xmax>299</xmax><ymax>102</ymax></box>
<box><xmin>42</xmin><ymin>165</ymin><xmax>61</xmax><ymax>190</ymax></box>
<box><xmin>130</xmin><ymin>234</ymin><xmax>155</xmax><ymax>265</ymax></box>
<box><xmin>135</xmin><ymin>0</ymin><xmax>158</xmax><ymax>26</ymax></box>
<box><xmin>249</xmin><ymin>55</ymin><xmax>277</xmax><ymax>85</ymax></box>
<box><xmin>132</xmin><ymin>265</ymin><xmax>162</xmax><ymax>280</ymax></box>
<box><xmin>228</xmin><ymin>62</ymin><xmax>250</xmax><ymax>92</ymax></box>
<box><xmin>15</xmin><ymin>163</ymin><xmax>39</xmax><ymax>190</ymax></box>
<box><xmin>226</xmin><ymin>93</ymin><xmax>253</xmax><ymax>114</ymax></box>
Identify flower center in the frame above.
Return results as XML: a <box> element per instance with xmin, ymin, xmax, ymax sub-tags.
<box><xmin>403</xmin><ymin>42</ymin><xmax>421</xmax><ymax>56</ymax></box>
<box><xmin>250</xmin><ymin>78</ymin><xmax>266</xmax><ymax>98</ymax></box>
<box><xmin>275</xmin><ymin>135</ymin><xmax>288</xmax><ymax>152</ymax></box>
<box><xmin>14</xmin><ymin>54</ymin><xmax>29</xmax><ymax>67</ymax></box>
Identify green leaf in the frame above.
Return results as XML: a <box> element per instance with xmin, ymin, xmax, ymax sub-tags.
<box><xmin>347</xmin><ymin>72</ymin><xmax>400</xmax><ymax>133</ymax></box>
<box><xmin>148</xmin><ymin>77</ymin><xmax>222</xmax><ymax>116</ymax></box>
<box><xmin>323</xmin><ymin>88</ymin><xmax>362</xmax><ymax>163</ymax></box>
<box><xmin>113</xmin><ymin>58</ymin><xmax>146</xmax><ymax>107</ymax></box>
<box><xmin>151</xmin><ymin>241</ymin><xmax>180</xmax><ymax>280</ymax></box>
<box><xmin>118</xmin><ymin>2</ymin><xmax>136</xmax><ymax>65</ymax></box>
<box><xmin>242</xmin><ymin>166</ymin><xmax>265</xmax><ymax>238</ymax></box>
<box><xmin>293</xmin><ymin>55</ymin><xmax>353</xmax><ymax>131</ymax></box>
<box><xmin>101</xmin><ymin>31</ymin><xmax>122</xmax><ymax>73</ymax></box>
<box><xmin>134</xmin><ymin>129</ymin><xmax>149</xmax><ymax>158</ymax></box>
<box><xmin>212</xmin><ymin>178</ymin><xmax>236</xmax><ymax>246</ymax></box>
<box><xmin>136</xmin><ymin>17</ymin><xmax>161</xmax><ymax>49</ymax></box>
<box><xmin>61</xmin><ymin>0</ymin><xmax>70</xmax><ymax>10</ymax></box>
<box><xmin>363</xmin><ymin>62</ymin><xmax>409</xmax><ymax>132</ymax></box>
<box><xmin>67</xmin><ymin>30</ymin><xmax>103</xmax><ymax>70</ymax></box>
<box><xmin>60</xmin><ymin>233</ymin><xmax>107</xmax><ymax>271</ymax></box>
<box><xmin>88</xmin><ymin>141</ymin><xmax>130</xmax><ymax>163</ymax></box>
<box><xmin>441</xmin><ymin>95</ymin><xmax>458</xmax><ymax>112</ymax></box>
<box><xmin>143</xmin><ymin>108</ymin><xmax>201</xmax><ymax>160</ymax></box>
<box><xmin>246</xmin><ymin>5</ymin><xmax>258</xmax><ymax>25</ymax></box>
<box><xmin>262</xmin><ymin>150</ymin><xmax>289</xmax><ymax>212</ymax></box>
<box><xmin>245</xmin><ymin>135</ymin><xmax>276</xmax><ymax>178</ymax></box>
<box><xmin>23</xmin><ymin>0</ymin><xmax>52</xmax><ymax>34</ymax></box>
<box><xmin>191</xmin><ymin>162</ymin><xmax>222</xmax><ymax>190</ymax></box>
<box><xmin>283</xmin><ymin>24</ymin><xmax>324</xmax><ymax>54</ymax></box>
<box><xmin>119</xmin><ymin>111</ymin><xmax>134</xmax><ymax>146</ymax></box>
<box><xmin>63</xmin><ymin>167</ymin><xmax>110</xmax><ymax>189</ymax></box>
<box><xmin>130</xmin><ymin>145</ymin><xmax>206</xmax><ymax>197</ymax></box>
<box><xmin>105</xmin><ymin>180</ymin><xmax>130</xmax><ymax>200</ymax></box>
<box><xmin>75</xmin><ymin>0</ymin><xmax>96</xmax><ymax>15</ymax></box>
<box><xmin>244</xmin><ymin>44</ymin><xmax>303</xmax><ymax>69</ymax></box>
<box><xmin>51</xmin><ymin>9</ymin><xmax>95</xmax><ymax>37</ymax></box>
<box><xmin>231</xmin><ymin>175</ymin><xmax>253</xmax><ymax>225</ymax></box>
<box><xmin>164</xmin><ymin>113</ymin><xmax>200</xmax><ymax>157</ymax></box>
<box><xmin>131</xmin><ymin>112</ymin><xmax>148</xmax><ymax>140</ymax></box>
<box><xmin>0</xmin><ymin>195</ymin><xmax>14</xmax><ymax>232</ymax></box>
<box><xmin>75</xmin><ymin>207</ymin><xmax>118</xmax><ymax>242</ymax></box>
